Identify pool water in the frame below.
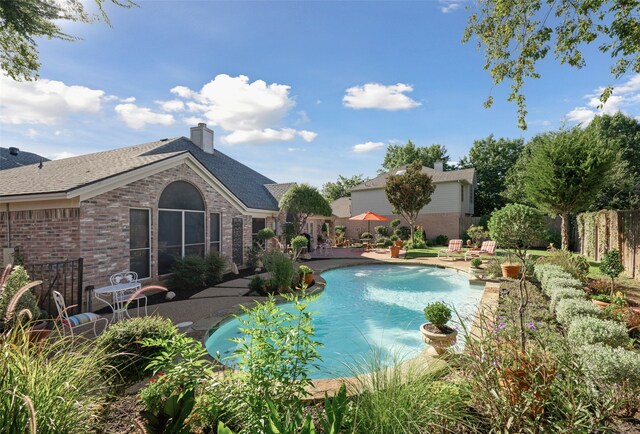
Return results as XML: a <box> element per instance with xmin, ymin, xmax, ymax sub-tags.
<box><xmin>205</xmin><ymin>264</ymin><xmax>484</xmax><ymax>379</ymax></box>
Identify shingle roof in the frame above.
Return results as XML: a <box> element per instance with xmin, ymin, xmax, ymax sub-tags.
<box><xmin>331</xmin><ymin>197</ymin><xmax>351</xmax><ymax>218</ymax></box>
<box><xmin>350</xmin><ymin>165</ymin><xmax>475</xmax><ymax>192</ymax></box>
<box><xmin>264</xmin><ymin>183</ymin><xmax>295</xmax><ymax>202</ymax></box>
<box><xmin>1</xmin><ymin>147</ymin><xmax>49</xmax><ymax>170</ymax></box>
<box><xmin>0</xmin><ymin>137</ymin><xmax>280</xmax><ymax>211</ymax></box>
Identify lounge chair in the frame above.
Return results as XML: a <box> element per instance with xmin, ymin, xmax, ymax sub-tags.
<box><xmin>464</xmin><ymin>240</ymin><xmax>496</xmax><ymax>261</ymax></box>
<box><xmin>53</xmin><ymin>290</ymin><xmax>107</xmax><ymax>337</ymax></box>
<box><xmin>437</xmin><ymin>239</ymin><xmax>463</xmax><ymax>260</ymax></box>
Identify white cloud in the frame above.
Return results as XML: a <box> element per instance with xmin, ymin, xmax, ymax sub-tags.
<box><xmin>114</xmin><ymin>103</ymin><xmax>175</xmax><ymax>130</ymax></box>
<box><xmin>171</xmin><ymin>74</ymin><xmax>317</xmax><ymax>145</ymax></box>
<box><xmin>353</xmin><ymin>141</ymin><xmax>385</xmax><ymax>153</ymax></box>
<box><xmin>565</xmin><ymin>74</ymin><xmax>640</xmax><ymax>126</ymax></box>
<box><xmin>156</xmin><ymin>99</ymin><xmax>185</xmax><ymax>112</ymax></box>
<box><xmin>0</xmin><ymin>74</ymin><xmax>104</xmax><ymax>125</ymax></box>
<box><xmin>25</xmin><ymin>128</ymin><xmax>38</xmax><ymax>138</ymax></box>
<box><xmin>343</xmin><ymin>83</ymin><xmax>421</xmax><ymax>111</ymax></box>
<box><xmin>120</xmin><ymin>96</ymin><xmax>136</xmax><ymax>103</ymax></box>
<box><xmin>439</xmin><ymin>0</ymin><xmax>463</xmax><ymax>13</ymax></box>
<box><xmin>287</xmin><ymin>147</ymin><xmax>304</xmax><ymax>152</ymax></box>
<box><xmin>51</xmin><ymin>151</ymin><xmax>76</xmax><ymax>160</ymax></box>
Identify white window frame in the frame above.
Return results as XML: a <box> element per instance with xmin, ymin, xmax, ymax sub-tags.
<box><xmin>129</xmin><ymin>207</ymin><xmax>151</xmax><ymax>280</ymax></box>
<box><xmin>210</xmin><ymin>212</ymin><xmax>222</xmax><ymax>253</ymax></box>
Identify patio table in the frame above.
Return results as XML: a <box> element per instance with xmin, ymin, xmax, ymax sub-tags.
<box><xmin>94</xmin><ymin>281</ymin><xmax>142</xmax><ymax>323</ymax></box>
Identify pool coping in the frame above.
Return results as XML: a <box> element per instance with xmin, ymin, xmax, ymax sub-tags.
<box><xmin>202</xmin><ymin>258</ymin><xmax>500</xmax><ymax>400</ymax></box>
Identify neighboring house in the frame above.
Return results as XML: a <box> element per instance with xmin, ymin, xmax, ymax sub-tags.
<box><xmin>1</xmin><ymin>147</ymin><xmax>49</xmax><ymax>170</ymax></box>
<box><xmin>0</xmin><ymin>124</ymin><xmax>295</xmax><ymax>289</ymax></box>
<box><xmin>332</xmin><ymin>162</ymin><xmax>476</xmax><ymax>240</ymax></box>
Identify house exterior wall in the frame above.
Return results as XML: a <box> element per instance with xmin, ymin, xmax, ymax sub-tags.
<box><xmin>335</xmin><ymin>212</ymin><xmax>462</xmax><ymax>241</ymax></box>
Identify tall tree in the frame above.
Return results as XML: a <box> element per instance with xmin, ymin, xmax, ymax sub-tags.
<box><xmin>458</xmin><ymin>135</ymin><xmax>524</xmax><ymax>216</ymax></box>
<box><xmin>321</xmin><ymin>174</ymin><xmax>369</xmax><ymax>202</ymax></box>
<box><xmin>463</xmin><ymin>0</ymin><xmax>640</xmax><ymax>129</ymax></box>
<box><xmin>0</xmin><ymin>0</ymin><xmax>135</xmax><ymax>81</ymax></box>
<box><xmin>279</xmin><ymin>184</ymin><xmax>332</xmax><ymax>235</ymax></box>
<box><xmin>384</xmin><ymin>161</ymin><xmax>435</xmax><ymax>243</ymax></box>
<box><xmin>381</xmin><ymin>140</ymin><xmax>449</xmax><ymax>173</ymax></box>
<box><xmin>523</xmin><ymin>128</ymin><xmax>615</xmax><ymax>250</ymax></box>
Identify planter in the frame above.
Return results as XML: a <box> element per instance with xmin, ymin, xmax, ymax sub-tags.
<box><xmin>303</xmin><ymin>272</ymin><xmax>314</xmax><ymax>286</ymax></box>
<box><xmin>390</xmin><ymin>246</ymin><xmax>401</xmax><ymax>258</ymax></box>
<box><xmin>591</xmin><ymin>299</ymin><xmax>611</xmax><ymax>309</ymax></box>
<box><xmin>28</xmin><ymin>320</ymin><xmax>51</xmax><ymax>343</ymax></box>
<box><xmin>420</xmin><ymin>323</ymin><xmax>457</xmax><ymax>354</ymax></box>
<box><xmin>394</xmin><ymin>240</ymin><xmax>403</xmax><ymax>248</ymax></box>
<box><xmin>501</xmin><ymin>263</ymin><xmax>522</xmax><ymax>279</ymax></box>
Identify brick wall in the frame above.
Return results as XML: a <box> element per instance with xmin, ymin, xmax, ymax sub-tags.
<box><xmin>0</xmin><ymin>208</ymin><xmax>80</xmax><ymax>264</ymax></box>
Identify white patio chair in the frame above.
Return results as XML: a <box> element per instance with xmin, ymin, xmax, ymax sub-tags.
<box><xmin>110</xmin><ymin>271</ymin><xmax>147</xmax><ymax>317</ymax></box>
<box><xmin>53</xmin><ymin>290</ymin><xmax>107</xmax><ymax>337</ymax></box>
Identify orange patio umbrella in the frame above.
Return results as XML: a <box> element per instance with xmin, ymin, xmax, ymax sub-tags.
<box><xmin>349</xmin><ymin>211</ymin><xmax>390</xmax><ymax>234</ymax></box>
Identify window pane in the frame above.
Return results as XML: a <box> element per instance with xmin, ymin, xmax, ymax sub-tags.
<box><xmin>185</xmin><ymin>244</ymin><xmax>205</xmax><ymax>257</ymax></box>
<box><xmin>159</xmin><ymin>211</ymin><xmax>182</xmax><ymax>247</ymax></box>
<box><xmin>185</xmin><ymin>212</ymin><xmax>204</xmax><ymax>244</ymax></box>
<box><xmin>159</xmin><ymin>181</ymin><xmax>205</xmax><ymax>210</ymax></box>
<box><xmin>210</xmin><ymin>242</ymin><xmax>220</xmax><ymax>253</ymax></box>
<box><xmin>158</xmin><ymin>246</ymin><xmax>181</xmax><ymax>275</ymax></box>
<box><xmin>130</xmin><ymin>209</ymin><xmax>150</xmax><ymax>249</ymax></box>
<box><xmin>130</xmin><ymin>249</ymin><xmax>150</xmax><ymax>279</ymax></box>
<box><xmin>210</xmin><ymin>213</ymin><xmax>220</xmax><ymax>242</ymax></box>
<box><xmin>252</xmin><ymin>218</ymin><xmax>266</xmax><ymax>234</ymax></box>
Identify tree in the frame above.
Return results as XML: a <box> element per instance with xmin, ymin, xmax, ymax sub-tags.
<box><xmin>384</xmin><ymin>161</ymin><xmax>435</xmax><ymax>243</ymax></box>
<box><xmin>0</xmin><ymin>0</ymin><xmax>135</xmax><ymax>81</ymax></box>
<box><xmin>279</xmin><ymin>184</ymin><xmax>332</xmax><ymax>235</ymax></box>
<box><xmin>523</xmin><ymin>128</ymin><xmax>615</xmax><ymax>250</ymax></box>
<box><xmin>321</xmin><ymin>174</ymin><xmax>369</xmax><ymax>202</ymax></box>
<box><xmin>458</xmin><ymin>135</ymin><xmax>524</xmax><ymax>216</ymax></box>
<box><xmin>381</xmin><ymin>140</ymin><xmax>450</xmax><ymax>173</ymax></box>
<box><xmin>463</xmin><ymin>0</ymin><xmax>640</xmax><ymax>129</ymax></box>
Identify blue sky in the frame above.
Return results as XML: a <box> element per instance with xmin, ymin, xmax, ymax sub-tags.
<box><xmin>1</xmin><ymin>0</ymin><xmax>638</xmax><ymax>187</ymax></box>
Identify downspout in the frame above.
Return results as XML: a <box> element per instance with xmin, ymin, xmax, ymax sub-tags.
<box><xmin>5</xmin><ymin>203</ymin><xmax>10</xmax><ymax>248</ymax></box>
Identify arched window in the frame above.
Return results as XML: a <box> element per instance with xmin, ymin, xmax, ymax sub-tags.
<box><xmin>158</xmin><ymin>181</ymin><xmax>206</xmax><ymax>275</ymax></box>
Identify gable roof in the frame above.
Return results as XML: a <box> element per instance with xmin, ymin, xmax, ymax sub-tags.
<box><xmin>0</xmin><ymin>137</ymin><xmax>280</xmax><ymax>211</ymax></box>
<box><xmin>350</xmin><ymin>165</ymin><xmax>475</xmax><ymax>192</ymax></box>
<box><xmin>264</xmin><ymin>183</ymin><xmax>295</xmax><ymax>203</ymax></box>
<box><xmin>331</xmin><ymin>196</ymin><xmax>351</xmax><ymax>218</ymax></box>
<box><xmin>1</xmin><ymin>147</ymin><xmax>49</xmax><ymax>170</ymax></box>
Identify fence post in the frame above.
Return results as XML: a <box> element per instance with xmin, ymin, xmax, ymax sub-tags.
<box><xmin>77</xmin><ymin>257</ymin><xmax>84</xmax><ymax>312</ymax></box>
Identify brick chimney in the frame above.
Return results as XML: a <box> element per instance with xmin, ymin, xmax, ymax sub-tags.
<box><xmin>190</xmin><ymin>123</ymin><xmax>214</xmax><ymax>154</ymax></box>
<box><xmin>434</xmin><ymin>160</ymin><xmax>444</xmax><ymax>171</ymax></box>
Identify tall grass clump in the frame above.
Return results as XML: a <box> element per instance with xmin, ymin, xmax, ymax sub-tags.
<box><xmin>0</xmin><ymin>325</ymin><xmax>117</xmax><ymax>433</ymax></box>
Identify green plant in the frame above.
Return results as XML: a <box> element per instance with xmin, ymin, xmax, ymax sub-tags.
<box><xmin>0</xmin><ymin>265</ymin><xmax>40</xmax><ymax>329</ymax></box>
<box><xmin>591</xmin><ymin>293</ymin><xmax>611</xmax><ymax>303</ymax></box>
<box><xmin>470</xmin><ymin>258</ymin><xmax>482</xmax><ymax>268</ymax></box>
<box><xmin>279</xmin><ymin>184</ymin><xmax>332</xmax><ymax>235</ymax></box>
<box><xmin>245</xmin><ymin>244</ymin><xmax>262</xmax><ymax>269</ymax></box>
<box><xmin>466</xmin><ymin>224</ymin><xmax>489</xmax><ymax>246</ymax></box>
<box><xmin>290</xmin><ymin>235</ymin><xmax>309</xmax><ymax>260</ymax></box>
<box><xmin>395</xmin><ymin>226</ymin><xmax>410</xmax><ymax>240</ymax></box>
<box><xmin>484</xmin><ymin>255</ymin><xmax>506</xmax><ymax>277</ymax></box>
<box><xmin>282</xmin><ymin>222</ymin><xmax>296</xmax><ymax>245</ymax></box>
<box><xmin>542</xmin><ymin>276</ymin><xmax>583</xmax><ymax>296</ymax></box>
<box><xmin>533</xmin><ymin>262</ymin><xmax>565</xmax><ymax>282</ymax></box>
<box><xmin>433</xmin><ymin>234</ymin><xmax>448</xmax><ymax>246</ymax></box>
<box><xmin>170</xmin><ymin>255</ymin><xmax>207</xmax><ymax>290</ymax></box>
<box><xmin>256</xmin><ymin>228</ymin><xmax>276</xmax><ymax>248</ymax></box>
<box><xmin>298</xmin><ymin>265</ymin><xmax>312</xmax><ymax>275</ymax></box>
<box><xmin>335</xmin><ymin>225</ymin><xmax>346</xmax><ymax>235</ymax></box>
<box><xmin>0</xmin><ymin>324</ymin><xmax>118</xmax><ymax>433</ymax></box>
<box><xmin>321</xmin><ymin>222</ymin><xmax>328</xmax><ymax>234</ymax></box>
<box><xmin>555</xmin><ymin>298</ymin><xmax>602</xmax><ymax>327</ymax></box>
<box><xmin>390</xmin><ymin>219</ymin><xmax>401</xmax><ymax>228</ymax></box>
<box><xmin>382</xmin><ymin>239</ymin><xmax>393</xmax><ymax>247</ymax></box>
<box><xmin>96</xmin><ymin>316</ymin><xmax>179</xmax><ymax>387</ymax></box>
<box><xmin>542</xmin><ymin>249</ymin><xmax>590</xmax><ymax>281</ymax></box>
<box><xmin>141</xmin><ymin>390</ymin><xmax>195</xmax><ymax>434</ymax></box>
<box><xmin>488</xmin><ymin>204</ymin><xmax>545</xmax><ymax>265</ymax></box>
<box><xmin>248</xmin><ymin>275</ymin><xmax>266</xmax><ymax>292</ymax></box>
<box><xmin>360</xmin><ymin>231</ymin><xmax>373</xmax><ymax>239</ymax></box>
<box><xmin>389</xmin><ymin>234</ymin><xmax>398</xmax><ymax>242</ymax></box>
<box><xmin>423</xmin><ymin>302</ymin><xmax>452</xmax><ymax>330</ymax></box>
<box><xmin>374</xmin><ymin>225</ymin><xmax>389</xmax><ymax>237</ymax></box>
<box><xmin>599</xmin><ymin>249</ymin><xmax>625</xmax><ymax>294</ymax></box>
<box><xmin>549</xmin><ymin>287</ymin><xmax>585</xmax><ymax>312</ymax></box>
<box><xmin>567</xmin><ymin>317</ymin><xmax>630</xmax><ymax>348</ymax></box>
<box><xmin>262</xmin><ymin>250</ymin><xmax>295</xmax><ymax>292</ymax></box>
<box><xmin>205</xmin><ymin>252</ymin><xmax>226</xmax><ymax>286</ymax></box>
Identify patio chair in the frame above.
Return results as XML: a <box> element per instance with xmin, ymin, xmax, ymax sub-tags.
<box><xmin>464</xmin><ymin>240</ymin><xmax>497</xmax><ymax>261</ymax></box>
<box><xmin>53</xmin><ymin>290</ymin><xmax>107</xmax><ymax>337</ymax></box>
<box><xmin>110</xmin><ymin>271</ymin><xmax>147</xmax><ymax>317</ymax></box>
<box><xmin>437</xmin><ymin>239</ymin><xmax>463</xmax><ymax>260</ymax></box>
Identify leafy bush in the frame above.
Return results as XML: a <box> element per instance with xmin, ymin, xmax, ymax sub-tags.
<box><xmin>248</xmin><ymin>275</ymin><xmax>266</xmax><ymax>292</ymax></box>
<box><xmin>488</xmin><ymin>204</ymin><xmax>545</xmax><ymax>263</ymax></box>
<box><xmin>0</xmin><ymin>266</ymin><xmax>40</xmax><ymax>329</ymax></box>
<box><xmin>395</xmin><ymin>226</ymin><xmax>410</xmax><ymax>240</ymax></box>
<box><xmin>245</xmin><ymin>244</ymin><xmax>262</xmax><ymax>269</ymax></box>
<box><xmin>374</xmin><ymin>225</ymin><xmax>389</xmax><ymax>237</ymax></box>
<box><xmin>205</xmin><ymin>252</ymin><xmax>226</xmax><ymax>286</ymax></box>
<box><xmin>335</xmin><ymin>225</ymin><xmax>346</xmax><ymax>235</ymax></box>
<box><xmin>170</xmin><ymin>255</ymin><xmax>207</xmax><ymax>290</ymax></box>
<box><xmin>382</xmin><ymin>239</ymin><xmax>394</xmax><ymax>247</ymax></box>
<box><xmin>390</xmin><ymin>219</ymin><xmax>401</xmax><ymax>228</ymax></box>
<box><xmin>542</xmin><ymin>249</ymin><xmax>590</xmax><ymax>281</ymax></box>
<box><xmin>96</xmin><ymin>316</ymin><xmax>179</xmax><ymax>386</ymax></box>
<box><xmin>389</xmin><ymin>234</ymin><xmax>399</xmax><ymax>242</ymax></box>
<box><xmin>257</xmin><ymin>228</ymin><xmax>275</xmax><ymax>244</ymax></box>
<box><xmin>423</xmin><ymin>302</ymin><xmax>452</xmax><ymax>328</ymax></box>
<box><xmin>466</xmin><ymin>225</ymin><xmax>489</xmax><ymax>246</ymax></box>
<box><xmin>298</xmin><ymin>265</ymin><xmax>312</xmax><ymax>275</ymax></box>
<box><xmin>360</xmin><ymin>231</ymin><xmax>373</xmax><ymax>239</ymax></box>
<box><xmin>470</xmin><ymin>258</ymin><xmax>482</xmax><ymax>268</ymax></box>
<box><xmin>540</xmin><ymin>271</ymin><xmax>573</xmax><ymax>293</ymax></box>
<box><xmin>484</xmin><ymin>255</ymin><xmax>506</xmax><ymax>277</ymax></box>
<box><xmin>567</xmin><ymin>317</ymin><xmax>629</xmax><ymax>348</ymax></box>
<box><xmin>0</xmin><ymin>326</ymin><xmax>117</xmax><ymax>433</ymax></box>
<box><xmin>599</xmin><ymin>249</ymin><xmax>624</xmax><ymax>294</ymax></box>
<box><xmin>433</xmin><ymin>234</ymin><xmax>448</xmax><ymax>246</ymax></box>
<box><xmin>555</xmin><ymin>298</ymin><xmax>602</xmax><ymax>327</ymax></box>
<box><xmin>543</xmin><ymin>276</ymin><xmax>582</xmax><ymax>296</ymax></box>
<box><xmin>549</xmin><ymin>287</ymin><xmax>586</xmax><ymax>312</ymax></box>
<box><xmin>262</xmin><ymin>250</ymin><xmax>295</xmax><ymax>292</ymax></box>
<box><xmin>533</xmin><ymin>262</ymin><xmax>565</xmax><ymax>282</ymax></box>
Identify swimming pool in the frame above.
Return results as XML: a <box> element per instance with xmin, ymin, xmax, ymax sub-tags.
<box><xmin>205</xmin><ymin>264</ymin><xmax>485</xmax><ymax>379</ymax></box>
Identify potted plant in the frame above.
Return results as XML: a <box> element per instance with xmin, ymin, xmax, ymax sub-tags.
<box><xmin>390</xmin><ymin>234</ymin><xmax>403</xmax><ymax>248</ymax></box>
<box><xmin>299</xmin><ymin>265</ymin><xmax>314</xmax><ymax>286</ymax></box>
<box><xmin>469</xmin><ymin>258</ymin><xmax>483</xmax><ymax>277</ymax></box>
<box><xmin>488</xmin><ymin>204</ymin><xmax>545</xmax><ymax>279</ymax></box>
<box><xmin>420</xmin><ymin>301</ymin><xmax>457</xmax><ymax>354</ymax></box>
<box><xmin>389</xmin><ymin>243</ymin><xmax>401</xmax><ymax>258</ymax></box>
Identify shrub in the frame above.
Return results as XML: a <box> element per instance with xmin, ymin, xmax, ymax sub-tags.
<box><xmin>433</xmin><ymin>234</ymin><xmax>449</xmax><ymax>246</ymax></box>
<box><xmin>567</xmin><ymin>317</ymin><xmax>629</xmax><ymax>348</ymax></box>
<box><xmin>555</xmin><ymin>298</ymin><xmax>602</xmax><ymax>327</ymax></box>
<box><xmin>298</xmin><ymin>265</ymin><xmax>312</xmax><ymax>275</ymax></box>
<box><xmin>543</xmin><ymin>276</ymin><xmax>582</xmax><ymax>295</ymax></box>
<box><xmin>96</xmin><ymin>316</ymin><xmax>179</xmax><ymax>386</ymax></box>
<box><xmin>383</xmin><ymin>239</ymin><xmax>394</xmax><ymax>247</ymax></box>
<box><xmin>205</xmin><ymin>252</ymin><xmax>226</xmax><ymax>286</ymax></box>
<box><xmin>390</xmin><ymin>219</ymin><xmax>401</xmax><ymax>228</ymax></box>
<box><xmin>245</xmin><ymin>244</ymin><xmax>262</xmax><ymax>269</ymax></box>
<box><xmin>470</xmin><ymin>258</ymin><xmax>482</xmax><ymax>268</ymax></box>
<box><xmin>423</xmin><ymin>302</ymin><xmax>452</xmax><ymax>329</ymax></box>
<box><xmin>466</xmin><ymin>225</ymin><xmax>489</xmax><ymax>246</ymax></box>
<box><xmin>542</xmin><ymin>249</ymin><xmax>590</xmax><ymax>281</ymax></box>
<box><xmin>488</xmin><ymin>204</ymin><xmax>545</xmax><ymax>264</ymax></box>
<box><xmin>549</xmin><ymin>287</ymin><xmax>586</xmax><ymax>312</ymax></box>
<box><xmin>170</xmin><ymin>255</ymin><xmax>207</xmax><ymax>290</ymax></box>
<box><xmin>374</xmin><ymin>225</ymin><xmax>389</xmax><ymax>237</ymax></box>
<box><xmin>257</xmin><ymin>228</ymin><xmax>276</xmax><ymax>244</ymax></box>
<box><xmin>248</xmin><ymin>275</ymin><xmax>266</xmax><ymax>292</ymax></box>
<box><xmin>0</xmin><ymin>266</ymin><xmax>40</xmax><ymax>329</ymax></box>
<box><xmin>533</xmin><ymin>262</ymin><xmax>565</xmax><ymax>282</ymax></box>
<box><xmin>395</xmin><ymin>226</ymin><xmax>410</xmax><ymax>240</ymax></box>
<box><xmin>290</xmin><ymin>235</ymin><xmax>308</xmax><ymax>260</ymax></box>
<box><xmin>360</xmin><ymin>231</ymin><xmax>373</xmax><ymax>239</ymax></box>
<box><xmin>484</xmin><ymin>255</ymin><xmax>506</xmax><ymax>277</ymax></box>
<box><xmin>389</xmin><ymin>234</ymin><xmax>399</xmax><ymax>242</ymax></box>
<box><xmin>262</xmin><ymin>250</ymin><xmax>295</xmax><ymax>292</ymax></box>
<box><xmin>599</xmin><ymin>249</ymin><xmax>624</xmax><ymax>294</ymax></box>
<box><xmin>335</xmin><ymin>225</ymin><xmax>346</xmax><ymax>235</ymax></box>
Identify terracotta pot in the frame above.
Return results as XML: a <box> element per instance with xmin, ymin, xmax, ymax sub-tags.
<box><xmin>501</xmin><ymin>263</ymin><xmax>522</xmax><ymax>279</ymax></box>
<box><xmin>420</xmin><ymin>323</ymin><xmax>457</xmax><ymax>354</ymax></box>
<box><xmin>394</xmin><ymin>240</ymin><xmax>403</xmax><ymax>248</ymax></box>
<box><xmin>390</xmin><ymin>246</ymin><xmax>401</xmax><ymax>258</ymax></box>
<box><xmin>591</xmin><ymin>299</ymin><xmax>611</xmax><ymax>309</ymax></box>
<box><xmin>304</xmin><ymin>273</ymin><xmax>314</xmax><ymax>286</ymax></box>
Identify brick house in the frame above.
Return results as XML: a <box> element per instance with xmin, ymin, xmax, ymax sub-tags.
<box><xmin>332</xmin><ymin>162</ymin><xmax>476</xmax><ymax>240</ymax></box>
<box><xmin>0</xmin><ymin>124</ymin><xmax>302</xmax><ymax>289</ymax></box>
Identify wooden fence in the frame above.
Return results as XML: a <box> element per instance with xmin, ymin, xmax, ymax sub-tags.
<box><xmin>576</xmin><ymin>210</ymin><xmax>640</xmax><ymax>280</ymax></box>
<box><xmin>459</xmin><ymin>215</ymin><xmax>562</xmax><ymax>249</ymax></box>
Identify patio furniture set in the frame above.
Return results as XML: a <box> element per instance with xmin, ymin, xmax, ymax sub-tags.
<box><xmin>437</xmin><ymin>239</ymin><xmax>496</xmax><ymax>261</ymax></box>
